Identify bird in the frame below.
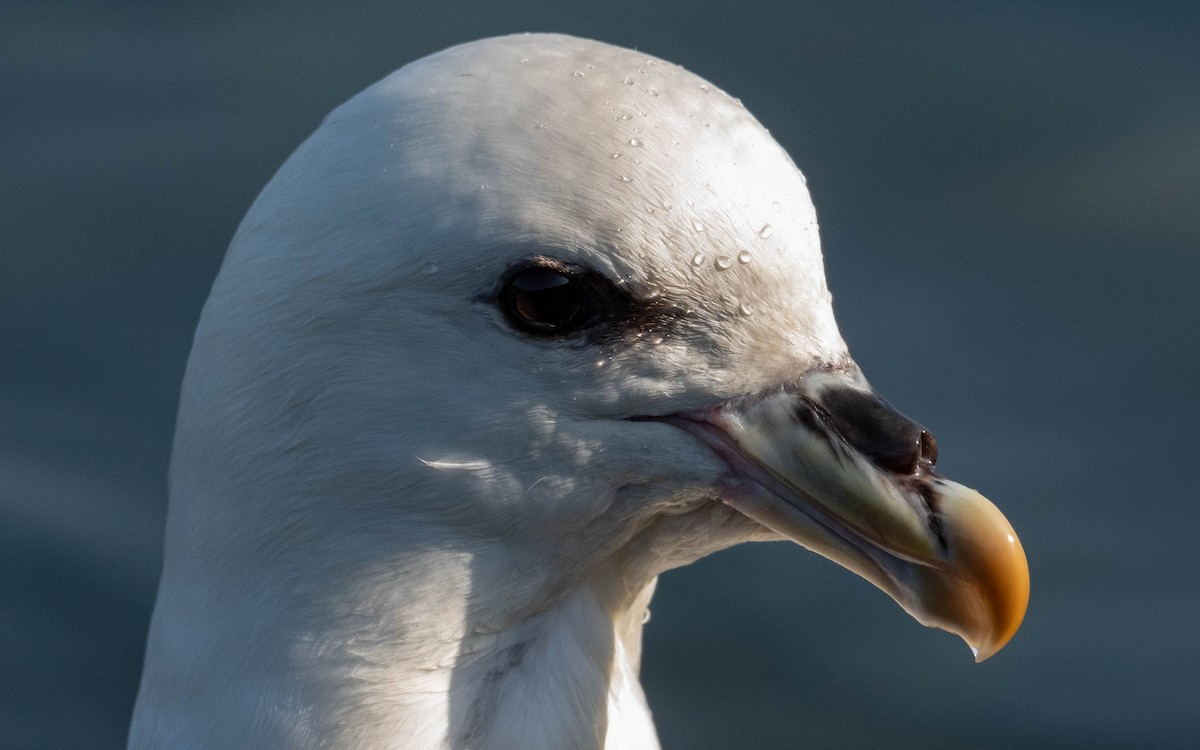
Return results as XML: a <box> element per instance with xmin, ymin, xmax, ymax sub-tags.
<box><xmin>128</xmin><ymin>33</ymin><xmax>1028</xmax><ymax>750</ymax></box>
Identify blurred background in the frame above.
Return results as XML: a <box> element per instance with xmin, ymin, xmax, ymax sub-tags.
<box><xmin>3</xmin><ymin>1</ymin><xmax>1197</xmax><ymax>747</ymax></box>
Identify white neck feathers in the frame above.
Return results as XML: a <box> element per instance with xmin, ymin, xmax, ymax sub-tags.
<box><xmin>131</xmin><ymin>552</ymin><xmax>660</xmax><ymax>750</ymax></box>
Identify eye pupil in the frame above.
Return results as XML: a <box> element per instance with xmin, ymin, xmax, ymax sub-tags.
<box><xmin>502</xmin><ymin>265</ymin><xmax>589</xmax><ymax>334</ymax></box>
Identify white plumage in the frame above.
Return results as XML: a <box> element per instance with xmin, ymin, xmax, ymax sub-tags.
<box><xmin>130</xmin><ymin>34</ymin><xmax>1026</xmax><ymax>749</ymax></box>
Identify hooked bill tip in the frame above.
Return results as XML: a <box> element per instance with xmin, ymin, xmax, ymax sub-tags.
<box><xmin>933</xmin><ymin>485</ymin><xmax>1029</xmax><ymax>662</ymax></box>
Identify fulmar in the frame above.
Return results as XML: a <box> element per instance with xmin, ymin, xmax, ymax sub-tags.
<box><xmin>129</xmin><ymin>33</ymin><xmax>1028</xmax><ymax>750</ymax></box>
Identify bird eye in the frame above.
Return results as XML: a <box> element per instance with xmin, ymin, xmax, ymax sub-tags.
<box><xmin>499</xmin><ymin>263</ymin><xmax>592</xmax><ymax>335</ymax></box>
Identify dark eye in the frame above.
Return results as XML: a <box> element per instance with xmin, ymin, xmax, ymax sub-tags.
<box><xmin>499</xmin><ymin>263</ymin><xmax>592</xmax><ymax>335</ymax></box>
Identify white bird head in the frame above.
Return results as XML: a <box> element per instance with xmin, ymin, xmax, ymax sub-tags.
<box><xmin>133</xmin><ymin>34</ymin><xmax>1028</xmax><ymax>749</ymax></box>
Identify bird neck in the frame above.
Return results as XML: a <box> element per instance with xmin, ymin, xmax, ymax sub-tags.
<box><xmin>442</xmin><ymin>576</ymin><xmax>661</xmax><ymax>750</ymax></box>
<box><xmin>130</xmin><ymin>543</ymin><xmax>661</xmax><ymax>750</ymax></box>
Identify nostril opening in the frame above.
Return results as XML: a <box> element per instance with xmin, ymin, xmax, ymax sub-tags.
<box><xmin>920</xmin><ymin>430</ymin><xmax>938</xmax><ymax>467</ymax></box>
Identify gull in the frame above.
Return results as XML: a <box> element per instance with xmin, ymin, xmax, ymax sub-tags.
<box><xmin>129</xmin><ymin>33</ymin><xmax>1028</xmax><ymax>750</ymax></box>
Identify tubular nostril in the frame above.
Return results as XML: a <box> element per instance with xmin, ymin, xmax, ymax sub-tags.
<box><xmin>815</xmin><ymin>385</ymin><xmax>930</xmax><ymax>475</ymax></box>
<box><xmin>920</xmin><ymin>430</ymin><xmax>938</xmax><ymax>467</ymax></box>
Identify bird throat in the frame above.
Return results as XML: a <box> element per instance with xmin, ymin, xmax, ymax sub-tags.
<box><xmin>442</xmin><ymin>579</ymin><xmax>660</xmax><ymax>750</ymax></box>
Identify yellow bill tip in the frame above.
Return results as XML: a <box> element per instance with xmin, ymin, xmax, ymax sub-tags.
<box><xmin>929</xmin><ymin>484</ymin><xmax>1029</xmax><ymax>662</ymax></box>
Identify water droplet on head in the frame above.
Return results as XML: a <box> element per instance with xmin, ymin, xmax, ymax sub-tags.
<box><xmin>739</xmin><ymin>301</ymin><xmax>754</xmax><ymax>316</ymax></box>
<box><xmin>536</xmin><ymin>122</ymin><xmax>548</xmax><ymax>129</ymax></box>
<box><xmin>715</xmin><ymin>256</ymin><xmax>732</xmax><ymax>270</ymax></box>
<box><xmin>421</xmin><ymin>261</ymin><xmax>439</xmax><ymax>275</ymax></box>
<box><xmin>629</xmin><ymin>138</ymin><xmax>643</xmax><ymax>147</ymax></box>
<box><xmin>618</xmin><ymin>175</ymin><xmax>634</xmax><ymax>183</ymax></box>
<box><xmin>692</xmin><ymin>219</ymin><xmax>705</xmax><ymax>233</ymax></box>
<box><xmin>699</xmin><ymin>83</ymin><xmax>710</xmax><ymax>92</ymax></box>
<box><xmin>611</xmin><ymin>152</ymin><xmax>623</xmax><ymax>159</ymax></box>
<box><xmin>573</xmin><ymin>70</ymin><xmax>585</xmax><ymax>78</ymax></box>
<box><xmin>738</xmin><ymin>250</ymin><xmax>752</xmax><ymax>264</ymax></box>
<box><xmin>585</xmin><ymin>63</ymin><xmax>595</xmax><ymax>70</ymax></box>
<box><xmin>649</xmin><ymin>87</ymin><xmax>661</xmax><ymax>97</ymax></box>
<box><xmin>758</xmin><ymin>223</ymin><xmax>774</xmax><ymax>239</ymax></box>
<box><xmin>661</xmin><ymin>199</ymin><xmax>673</xmax><ymax>211</ymax></box>
<box><xmin>772</xmin><ymin>201</ymin><xmax>781</xmax><ymax>212</ymax></box>
<box><xmin>691</xmin><ymin>252</ymin><xmax>705</xmax><ymax>267</ymax></box>
<box><xmin>623</xmin><ymin>76</ymin><xmax>636</xmax><ymax>85</ymax></box>
<box><xmin>619</xmin><ymin>113</ymin><xmax>633</xmax><ymax>121</ymax></box>
<box><xmin>519</xmin><ymin>57</ymin><xmax>530</xmax><ymax>64</ymax></box>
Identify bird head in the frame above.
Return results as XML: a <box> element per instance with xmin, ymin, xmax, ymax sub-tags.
<box><xmin>170</xmin><ymin>34</ymin><xmax>1026</xmax><ymax>666</ymax></box>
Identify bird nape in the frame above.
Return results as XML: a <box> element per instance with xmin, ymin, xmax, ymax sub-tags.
<box><xmin>129</xmin><ymin>34</ymin><xmax>1028</xmax><ymax>750</ymax></box>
